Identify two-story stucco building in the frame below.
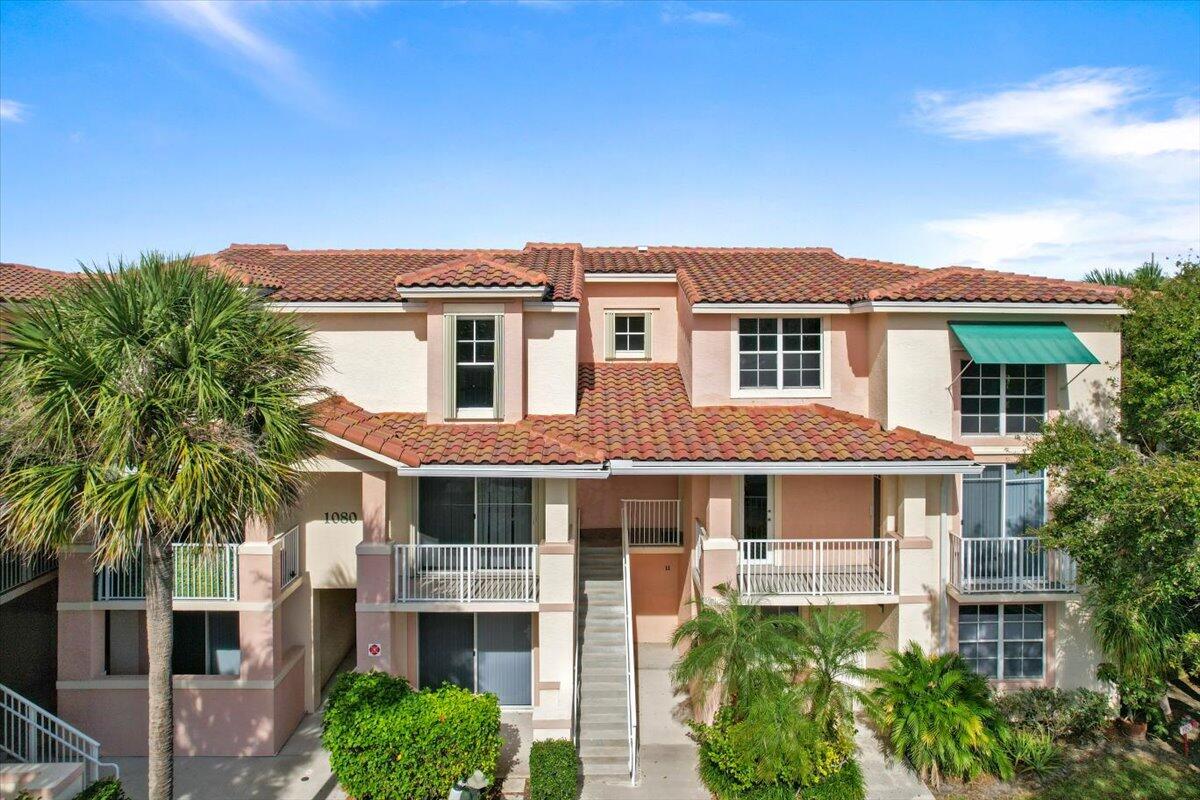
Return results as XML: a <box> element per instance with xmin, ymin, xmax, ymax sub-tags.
<box><xmin>0</xmin><ymin>245</ymin><xmax>1124</xmax><ymax>782</ymax></box>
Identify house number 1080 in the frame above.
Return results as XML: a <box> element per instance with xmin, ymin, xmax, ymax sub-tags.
<box><xmin>323</xmin><ymin>512</ymin><xmax>358</xmax><ymax>523</ymax></box>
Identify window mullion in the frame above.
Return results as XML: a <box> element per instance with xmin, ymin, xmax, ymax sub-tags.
<box><xmin>776</xmin><ymin>318</ymin><xmax>784</xmax><ymax>390</ymax></box>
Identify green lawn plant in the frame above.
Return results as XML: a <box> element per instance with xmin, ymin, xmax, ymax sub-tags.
<box><xmin>994</xmin><ymin>687</ymin><xmax>1112</xmax><ymax>743</ymax></box>
<box><xmin>322</xmin><ymin>671</ymin><xmax>502</xmax><ymax>800</ymax></box>
<box><xmin>868</xmin><ymin>644</ymin><xmax>1012</xmax><ymax>787</ymax></box>
<box><xmin>794</xmin><ymin>607</ymin><xmax>881</xmax><ymax>739</ymax></box>
<box><xmin>528</xmin><ymin>739</ymin><xmax>579</xmax><ymax>800</ymax></box>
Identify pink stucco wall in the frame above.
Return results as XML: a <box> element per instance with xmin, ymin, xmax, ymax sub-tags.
<box><xmin>776</xmin><ymin>475</ymin><xmax>874</xmax><ymax>538</ymax></box>
<box><xmin>631</xmin><ymin>552</ymin><xmax>684</xmax><ymax>644</ymax></box>
<box><xmin>689</xmin><ymin>313</ymin><xmax>872</xmax><ymax>416</ymax></box>
<box><xmin>578</xmin><ymin>281</ymin><xmax>678</xmax><ymax>364</ymax></box>
<box><xmin>577</xmin><ymin>475</ymin><xmax>679</xmax><ymax>530</ymax></box>
<box><xmin>677</xmin><ymin>284</ymin><xmax>695</xmax><ymax>400</ymax></box>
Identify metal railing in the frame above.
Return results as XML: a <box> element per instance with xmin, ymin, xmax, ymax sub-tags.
<box><xmin>621</xmin><ymin>499</ymin><xmax>681</xmax><ymax>547</ymax></box>
<box><xmin>571</xmin><ymin>507</ymin><xmax>582</xmax><ymax>748</ymax></box>
<box><xmin>1</xmin><ymin>683</ymin><xmax>118</xmax><ymax>784</ymax></box>
<box><xmin>737</xmin><ymin>538</ymin><xmax>895</xmax><ymax>597</ymax></box>
<box><xmin>620</xmin><ymin>512</ymin><xmax>639</xmax><ymax>784</ymax></box>
<box><xmin>279</xmin><ymin>526</ymin><xmax>300</xmax><ymax>589</ymax></box>
<box><xmin>394</xmin><ymin>544</ymin><xmax>538</xmax><ymax>602</ymax></box>
<box><xmin>0</xmin><ymin>552</ymin><xmax>56</xmax><ymax>598</ymax></box>
<box><xmin>949</xmin><ymin>534</ymin><xmax>1078</xmax><ymax>594</ymax></box>
<box><xmin>94</xmin><ymin>543</ymin><xmax>240</xmax><ymax>601</ymax></box>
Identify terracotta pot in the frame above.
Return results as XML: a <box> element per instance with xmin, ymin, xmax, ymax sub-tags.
<box><xmin>1119</xmin><ymin>718</ymin><xmax>1148</xmax><ymax>739</ymax></box>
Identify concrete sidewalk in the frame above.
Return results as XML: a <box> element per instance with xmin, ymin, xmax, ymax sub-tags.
<box><xmin>855</xmin><ymin>721</ymin><xmax>933</xmax><ymax>800</ymax></box>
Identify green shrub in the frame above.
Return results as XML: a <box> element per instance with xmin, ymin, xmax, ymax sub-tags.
<box><xmin>322</xmin><ymin>671</ymin><xmax>502</xmax><ymax>800</ymax></box>
<box><xmin>802</xmin><ymin>760</ymin><xmax>865</xmax><ymax>800</ymax></box>
<box><xmin>694</xmin><ymin>703</ymin><xmax>853</xmax><ymax>799</ymax></box>
<box><xmin>73</xmin><ymin>779</ymin><xmax>130</xmax><ymax>800</ymax></box>
<box><xmin>995</xmin><ymin>687</ymin><xmax>1112</xmax><ymax>742</ymax></box>
<box><xmin>868</xmin><ymin>644</ymin><xmax>1012</xmax><ymax>787</ymax></box>
<box><xmin>528</xmin><ymin>739</ymin><xmax>579</xmax><ymax>800</ymax></box>
<box><xmin>996</xmin><ymin>728</ymin><xmax>1062</xmax><ymax>777</ymax></box>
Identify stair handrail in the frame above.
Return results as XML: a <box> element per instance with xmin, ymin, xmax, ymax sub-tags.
<box><xmin>571</xmin><ymin>505</ymin><xmax>582</xmax><ymax>748</ymax></box>
<box><xmin>0</xmin><ymin>682</ymin><xmax>119</xmax><ymax>783</ymax></box>
<box><xmin>620</xmin><ymin>504</ymin><xmax>639</xmax><ymax>784</ymax></box>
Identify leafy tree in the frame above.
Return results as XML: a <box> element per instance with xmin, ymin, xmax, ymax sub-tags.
<box><xmin>0</xmin><ymin>255</ymin><xmax>323</xmax><ymax>800</ymax></box>
<box><xmin>868</xmin><ymin>644</ymin><xmax>1011</xmax><ymax>787</ymax></box>
<box><xmin>670</xmin><ymin>583</ymin><xmax>803</xmax><ymax>714</ymax></box>
<box><xmin>794</xmin><ymin>607</ymin><xmax>881</xmax><ymax>739</ymax></box>
<box><xmin>1118</xmin><ymin>260</ymin><xmax>1200</xmax><ymax>456</ymax></box>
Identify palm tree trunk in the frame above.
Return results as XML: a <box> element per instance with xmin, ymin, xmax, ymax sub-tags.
<box><xmin>145</xmin><ymin>538</ymin><xmax>174</xmax><ymax>800</ymax></box>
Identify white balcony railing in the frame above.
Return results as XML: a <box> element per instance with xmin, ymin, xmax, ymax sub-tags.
<box><xmin>0</xmin><ymin>552</ymin><xmax>56</xmax><ymax>598</ymax></box>
<box><xmin>94</xmin><ymin>543</ymin><xmax>240</xmax><ymax>601</ymax></box>
<box><xmin>279</xmin><ymin>526</ymin><xmax>300</xmax><ymax>589</ymax></box>
<box><xmin>950</xmin><ymin>534</ymin><xmax>1078</xmax><ymax>594</ymax></box>
<box><xmin>621</xmin><ymin>499</ymin><xmax>681</xmax><ymax>547</ymax></box>
<box><xmin>738</xmin><ymin>538</ymin><xmax>895</xmax><ymax>598</ymax></box>
<box><xmin>394</xmin><ymin>544</ymin><xmax>538</xmax><ymax>603</ymax></box>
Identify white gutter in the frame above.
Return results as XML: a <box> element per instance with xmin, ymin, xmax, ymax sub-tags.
<box><xmin>523</xmin><ymin>301</ymin><xmax>581</xmax><ymax>312</ymax></box>
<box><xmin>395</xmin><ymin>464</ymin><xmax>609</xmax><ymax>479</ymax></box>
<box><xmin>267</xmin><ymin>301</ymin><xmax>428</xmax><ymax>313</ymax></box>
<box><xmin>691</xmin><ymin>303</ymin><xmax>852</xmax><ymax>315</ymax></box>
<box><xmin>608</xmin><ymin>459</ymin><xmax>983</xmax><ymax>476</ymax></box>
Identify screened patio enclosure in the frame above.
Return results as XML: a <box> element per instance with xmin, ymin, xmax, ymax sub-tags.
<box><xmin>395</xmin><ymin>477</ymin><xmax>539</xmax><ymax>602</ymax></box>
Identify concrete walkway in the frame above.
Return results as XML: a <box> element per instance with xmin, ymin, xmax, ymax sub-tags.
<box><xmin>580</xmin><ymin>643</ymin><xmax>708</xmax><ymax>800</ymax></box>
<box><xmin>855</xmin><ymin>721</ymin><xmax>933</xmax><ymax>800</ymax></box>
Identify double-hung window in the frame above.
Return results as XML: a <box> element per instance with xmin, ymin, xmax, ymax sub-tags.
<box><xmin>451</xmin><ymin>316</ymin><xmax>499</xmax><ymax>419</ymax></box>
<box><xmin>958</xmin><ymin>603</ymin><xmax>1045</xmax><ymax>680</ymax></box>
<box><xmin>737</xmin><ymin>317</ymin><xmax>823</xmax><ymax>392</ymax></box>
<box><xmin>960</xmin><ymin>361</ymin><xmax>1046</xmax><ymax>435</ymax></box>
<box><xmin>606</xmin><ymin>311</ymin><xmax>651</xmax><ymax>359</ymax></box>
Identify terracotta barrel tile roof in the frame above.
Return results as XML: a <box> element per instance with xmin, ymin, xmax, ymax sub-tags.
<box><xmin>0</xmin><ymin>263</ymin><xmax>79</xmax><ymax>301</ymax></box>
<box><xmin>312</xmin><ymin>363</ymin><xmax>973</xmax><ymax>467</ymax></box>
<box><xmin>867</xmin><ymin>266</ymin><xmax>1127</xmax><ymax>304</ymax></box>
<box><xmin>395</xmin><ymin>255</ymin><xmax>549</xmax><ymax>292</ymax></box>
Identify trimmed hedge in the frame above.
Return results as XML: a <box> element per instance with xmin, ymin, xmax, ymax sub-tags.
<box><xmin>995</xmin><ymin>687</ymin><xmax>1112</xmax><ymax>742</ymax></box>
<box><xmin>73</xmin><ymin>780</ymin><xmax>131</xmax><ymax>800</ymax></box>
<box><xmin>528</xmin><ymin>739</ymin><xmax>579</xmax><ymax>800</ymax></box>
<box><xmin>322</xmin><ymin>671</ymin><xmax>502</xmax><ymax>800</ymax></box>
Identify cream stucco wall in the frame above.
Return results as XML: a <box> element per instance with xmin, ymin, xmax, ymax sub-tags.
<box><xmin>302</xmin><ymin>473</ymin><xmax>364</xmax><ymax>589</ymax></box>
<box><xmin>297</xmin><ymin>311</ymin><xmax>426</xmax><ymax>413</ymax></box>
<box><xmin>526</xmin><ymin>311</ymin><xmax>578</xmax><ymax>415</ymax></box>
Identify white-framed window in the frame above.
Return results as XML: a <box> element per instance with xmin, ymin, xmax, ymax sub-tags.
<box><xmin>958</xmin><ymin>603</ymin><xmax>1045</xmax><ymax>680</ymax></box>
<box><xmin>605</xmin><ymin>311</ymin><xmax>651</xmax><ymax>359</ymax></box>
<box><xmin>449</xmin><ymin>315</ymin><xmax>501</xmax><ymax>419</ymax></box>
<box><xmin>960</xmin><ymin>361</ymin><xmax>1047</xmax><ymax>435</ymax></box>
<box><xmin>734</xmin><ymin>317</ymin><xmax>826</xmax><ymax>395</ymax></box>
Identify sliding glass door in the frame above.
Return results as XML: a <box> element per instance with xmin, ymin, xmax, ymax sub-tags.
<box><xmin>418</xmin><ymin>612</ymin><xmax>532</xmax><ymax>706</ymax></box>
<box><xmin>419</xmin><ymin>477</ymin><xmax>533</xmax><ymax>546</ymax></box>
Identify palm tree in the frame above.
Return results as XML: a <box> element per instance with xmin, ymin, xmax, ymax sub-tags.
<box><xmin>794</xmin><ymin>606</ymin><xmax>881</xmax><ymax>738</ymax></box>
<box><xmin>867</xmin><ymin>643</ymin><xmax>1010</xmax><ymax>787</ymax></box>
<box><xmin>670</xmin><ymin>583</ymin><xmax>803</xmax><ymax>714</ymax></box>
<box><xmin>1083</xmin><ymin>258</ymin><xmax>1168</xmax><ymax>290</ymax></box>
<box><xmin>0</xmin><ymin>255</ymin><xmax>323</xmax><ymax>800</ymax></box>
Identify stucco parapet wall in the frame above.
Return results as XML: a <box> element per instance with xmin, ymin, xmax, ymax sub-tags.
<box><xmin>896</xmin><ymin>536</ymin><xmax>933</xmax><ymax>549</ymax></box>
<box><xmin>357</xmin><ymin>543</ymin><xmax>394</xmax><ymax>555</ymax></box>
<box><xmin>357</xmin><ymin>601</ymin><xmax>539</xmax><ymax>613</ymax></box>
<box><xmin>58</xmin><ymin>573</ymin><xmax>306</xmax><ymax>613</ymax></box>
<box><xmin>58</xmin><ymin>645</ymin><xmax>305</xmax><ymax>692</ymax></box>
<box><xmin>755</xmin><ymin>593</ymin><xmax>899</xmax><ymax>607</ymax></box>
<box><xmin>702</xmin><ymin>538</ymin><xmax>738</xmax><ymax>551</ymax></box>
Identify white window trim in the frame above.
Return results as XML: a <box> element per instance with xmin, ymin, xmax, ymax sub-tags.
<box><xmin>959</xmin><ymin>603</ymin><xmax>1046</xmax><ymax>681</ymax></box>
<box><xmin>729</xmin><ymin>315</ymin><xmax>832</xmax><ymax>399</ymax></box>
<box><xmin>959</xmin><ymin>361</ymin><xmax>1048</xmax><ymax>437</ymax></box>
<box><xmin>605</xmin><ymin>310</ymin><xmax>652</xmax><ymax>360</ymax></box>
<box><xmin>446</xmin><ymin>313</ymin><xmax>503</xmax><ymax>420</ymax></box>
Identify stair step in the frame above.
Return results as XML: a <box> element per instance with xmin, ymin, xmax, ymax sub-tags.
<box><xmin>579</xmin><ymin>712</ymin><xmax>629</xmax><ymax>724</ymax></box>
<box><xmin>580</xmin><ymin>743</ymin><xmax>630</xmax><ymax>758</ymax></box>
<box><xmin>580</xmin><ymin>723</ymin><xmax>630</xmax><ymax>738</ymax></box>
<box><xmin>581</xmin><ymin>754</ymin><xmax>630</xmax><ymax>769</ymax></box>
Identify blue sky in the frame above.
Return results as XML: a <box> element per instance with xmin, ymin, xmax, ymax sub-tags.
<box><xmin>1</xmin><ymin>0</ymin><xmax>1197</xmax><ymax>278</ymax></box>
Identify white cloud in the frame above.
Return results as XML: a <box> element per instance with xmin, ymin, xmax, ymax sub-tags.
<box><xmin>0</xmin><ymin>99</ymin><xmax>29</xmax><ymax>122</ymax></box>
<box><xmin>917</xmin><ymin>68</ymin><xmax>1199</xmax><ymax>160</ymax></box>
<box><xmin>917</xmin><ymin>68</ymin><xmax>1200</xmax><ymax>277</ymax></box>
<box><xmin>660</xmin><ymin>4</ymin><xmax>735</xmax><ymax>26</ymax></box>
<box><xmin>143</xmin><ymin>0</ymin><xmax>325</xmax><ymax>111</ymax></box>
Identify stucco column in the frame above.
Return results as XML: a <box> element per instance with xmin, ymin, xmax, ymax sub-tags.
<box><xmin>425</xmin><ymin>300</ymin><xmax>445</xmax><ymax>425</ymax></box>
<box><xmin>895</xmin><ymin>475</ymin><xmax>937</xmax><ymax>651</ymax></box>
<box><xmin>57</xmin><ymin>548</ymin><xmax>105</xmax><ymax>681</ymax></box>
<box><xmin>502</xmin><ymin>300</ymin><xmax>524</xmax><ymax>423</ymax></box>
<box><xmin>357</xmin><ymin>469</ymin><xmax>396</xmax><ymax>672</ymax></box>
<box><xmin>701</xmin><ymin>475</ymin><xmax>738</xmax><ymax>598</ymax></box>
<box><xmin>534</xmin><ymin>478</ymin><xmax>575</xmax><ymax>740</ymax></box>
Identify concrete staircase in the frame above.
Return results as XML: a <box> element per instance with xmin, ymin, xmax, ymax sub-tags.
<box><xmin>576</xmin><ymin>542</ymin><xmax>633</xmax><ymax>780</ymax></box>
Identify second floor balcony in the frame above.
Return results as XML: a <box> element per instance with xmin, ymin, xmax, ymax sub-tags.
<box><xmin>949</xmin><ymin>533</ymin><xmax>1078</xmax><ymax>595</ymax></box>
<box><xmin>94</xmin><ymin>543</ymin><xmax>241</xmax><ymax>602</ymax></box>
<box><xmin>737</xmin><ymin>537</ymin><xmax>896</xmax><ymax>599</ymax></box>
<box><xmin>393</xmin><ymin>543</ymin><xmax>539</xmax><ymax>603</ymax></box>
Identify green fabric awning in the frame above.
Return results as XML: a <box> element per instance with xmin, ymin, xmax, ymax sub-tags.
<box><xmin>949</xmin><ymin>321</ymin><xmax>1099</xmax><ymax>365</ymax></box>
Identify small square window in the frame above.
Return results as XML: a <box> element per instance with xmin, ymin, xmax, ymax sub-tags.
<box><xmin>610</xmin><ymin>312</ymin><xmax>650</xmax><ymax>359</ymax></box>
